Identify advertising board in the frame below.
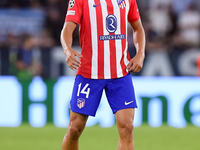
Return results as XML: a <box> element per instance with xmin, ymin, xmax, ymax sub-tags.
<box><xmin>0</xmin><ymin>76</ymin><xmax>200</xmax><ymax>128</ymax></box>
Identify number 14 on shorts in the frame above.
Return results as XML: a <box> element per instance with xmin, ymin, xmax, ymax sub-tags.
<box><xmin>77</xmin><ymin>83</ymin><xmax>90</xmax><ymax>98</ymax></box>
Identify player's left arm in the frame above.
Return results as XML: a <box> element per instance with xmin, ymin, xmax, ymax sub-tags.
<box><xmin>127</xmin><ymin>19</ymin><xmax>146</xmax><ymax>73</ymax></box>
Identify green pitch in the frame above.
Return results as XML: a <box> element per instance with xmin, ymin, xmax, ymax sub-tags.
<box><xmin>0</xmin><ymin>124</ymin><xmax>199</xmax><ymax>150</ymax></box>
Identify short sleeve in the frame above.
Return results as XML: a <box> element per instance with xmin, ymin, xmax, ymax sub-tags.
<box><xmin>128</xmin><ymin>0</ymin><xmax>140</xmax><ymax>23</ymax></box>
<box><xmin>65</xmin><ymin>0</ymin><xmax>83</xmax><ymax>24</ymax></box>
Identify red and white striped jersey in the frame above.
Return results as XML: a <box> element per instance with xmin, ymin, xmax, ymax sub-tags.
<box><xmin>65</xmin><ymin>0</ymin><xmax>140</xmax><ymax>79</ymax></box>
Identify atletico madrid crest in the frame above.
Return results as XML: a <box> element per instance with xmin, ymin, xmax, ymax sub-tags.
<box><xmin>77</xmin><ymin>98</ymin><xmax>85</xmax><ymax>109</ymax></box>
<box><xmin>117</xmin><ymin>0</ymin><xmax>126</xmax><ymax>9</ymax></box>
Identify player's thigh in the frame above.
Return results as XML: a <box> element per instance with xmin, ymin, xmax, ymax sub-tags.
<box><xmin>64</xmin><ymin>111</ymin><xmax>88</xmax><ymax>141</ymax></box>
<box><xmin>68</xmin><ymin>110</ymin><xmax>88</xmax><ymax>130</ymax></box>
<box><xmin>115</xmin><ymin>108</ymin><xmax>135</xmax><ymax>133</ymax></box>
<box><xmin>115</xmin><ymin>108</ymin><xmax>135</xmax><ymax>125</ymax></box>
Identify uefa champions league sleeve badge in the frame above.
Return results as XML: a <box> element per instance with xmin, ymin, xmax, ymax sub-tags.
<box><xmin>69</xmin><ymin>0</ymin><xmax>75</xmax><ymax>9</ymax></box>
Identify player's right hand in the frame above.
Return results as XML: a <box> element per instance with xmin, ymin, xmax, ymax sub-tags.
<box><xmin>64</xmin><ymin>48</ymin><xmax>83</xmax><ymax>70</ymax></box>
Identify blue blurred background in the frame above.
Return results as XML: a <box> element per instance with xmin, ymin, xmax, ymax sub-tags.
<box><xmin>0</xmin><ymin>0</ymin><xmax>199</xmax><ymax>77</ymax></box>
<box><xmin>0</xmin><ymin>0</ymin><xmax>200</xmax><ymax>128</ymax></box>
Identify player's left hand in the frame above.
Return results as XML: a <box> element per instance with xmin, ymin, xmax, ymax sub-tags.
<box><xmin>127</xmin><ymin>53</ymin><xmax>145</xmax><ymax>73</ymax></box>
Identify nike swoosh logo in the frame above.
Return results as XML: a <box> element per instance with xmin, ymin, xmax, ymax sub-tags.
<box><xmin>125</xmin><ymin>101</ymin><xmax>133</xmax><ymax>105</ymax></box>
<box><xmin>93</xmin><ymin>4</ymin><xmax>101</xmax><ymax>7</ymax></box>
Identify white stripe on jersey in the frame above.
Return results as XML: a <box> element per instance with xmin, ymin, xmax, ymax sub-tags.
<box><xmin>89</xmin><ymin>0</ymin><xmax>98</xmax><ymax>79</ymax></box>
<box><xmin>124</xmin><ymin>0</ymin><xmax>130</xmax><ymax>67</ymax></box>
<box><xmin>111</xmin><ymin>0</ymin><xmax>123</xmax><ymax>78</ymax></box>
<box><xmin>100</xmin><ymin>0</ymin><xmax>111</xmax><ymax>79</ymax></box>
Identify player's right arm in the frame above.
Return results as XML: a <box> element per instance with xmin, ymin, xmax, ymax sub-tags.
<box><xmin>60</xmin><ymin>21</ymin><xmax>82</xmax><ymax>70</ymax></box>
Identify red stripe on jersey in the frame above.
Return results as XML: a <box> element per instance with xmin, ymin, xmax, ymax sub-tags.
<box><xmin>77</xmin><ymin>2</ymin><xmax>92</xmax><ymax>78</ymax></box>
<box><xmin>106</xmin><ymin>0</ymin><xmax>117</xmax><ymax>78</ymax></box>
<box><xmin>95</xmin><ymin>0</ymin><xmax>104</xmax><ymax>79</ymax></box>
<box><xmin>120</xmin><ymin>7</ymin><xmax>127</xmax><ymax>76</ymax></box>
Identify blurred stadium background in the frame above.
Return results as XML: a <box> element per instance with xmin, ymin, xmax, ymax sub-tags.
<box><xmin>0</xmin><ymin>0</ymin><xmax>200</xmax><ymax>150</ymax></box>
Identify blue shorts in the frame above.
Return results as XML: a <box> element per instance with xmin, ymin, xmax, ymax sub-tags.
<box><xmin>70</xmin><ymin>73</ymin><xmax>137</xmax><ymax>116</ymax></box>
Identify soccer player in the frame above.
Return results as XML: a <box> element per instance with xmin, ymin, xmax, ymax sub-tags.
<box><xmin>60</xmin><ymin>0</ymin><xmax>145</xmax><ymax>149</ymax></box>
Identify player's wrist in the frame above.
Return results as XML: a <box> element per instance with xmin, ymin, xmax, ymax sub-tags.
<box><xmin>136</xmin><ymin>52</ymin><xmax>145</xmax><ymax>58</ymax></box>
<box><xmin>64</xmin><ymin>48</ymin><xmax>72</xmax><ymax>56</ymax></box>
